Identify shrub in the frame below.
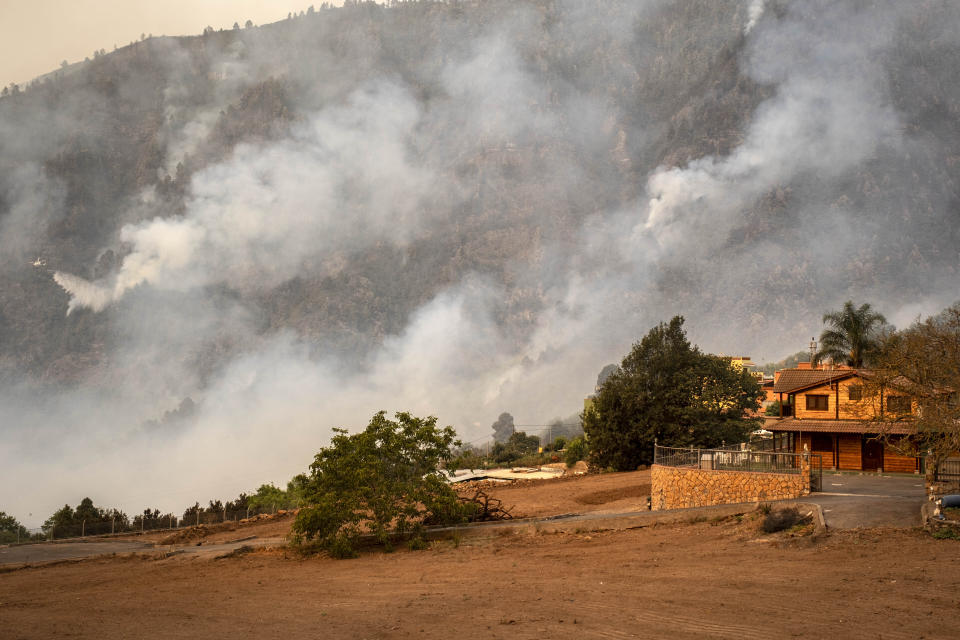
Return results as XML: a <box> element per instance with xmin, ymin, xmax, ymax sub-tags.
<box><xmin>564</xmin><ymin>436</ymin><xmax>588</xmax><ymax>467</ymax></box>
<box><xmin>292</xmin><ymin>411</ymin><xmax>475</xmax><ymax>557</ymax></box>
<box><xmin>931</xmin><ymin>526</ymin><xmax>960</xmax><ymax>540</ymax></box>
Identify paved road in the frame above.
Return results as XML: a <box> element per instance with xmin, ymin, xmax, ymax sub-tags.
<box><xmin>806</xmin><ymin>473</ymin><xmax>926</xmax><ymax>529</ymax></box>
<box><xmin>0</xmin><ymin>536</ymin><xmax>289</xmax><ymax>566</ymax></box>
<box><xmin>0</xmin><ymin>540</ymin><xmax>155</xmax><ymax>565</ymax></box>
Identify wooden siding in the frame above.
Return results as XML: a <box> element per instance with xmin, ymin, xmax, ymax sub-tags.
<box><xmin>792</xmin><ymin>375</ymin><xmax>912</xmax><ymax>421</ymax></box>
<box><xmin>883</xmin><ymin>438</ymin><xmax>919</xmax><ymax>473</ymax></box>
<box><xmin>837</xmin><ymin>434</ymin><xmax>862</xmax><ymax>470</ymax></box>
<box><xmin>781</xmin><ymin>430</ymin><xmax>919</xmax><ymax>472</ymax></box>
<box><xmin>810</xmin><ymin>435</ymin><xmax>835</xmax><ymax>469</ymax></box>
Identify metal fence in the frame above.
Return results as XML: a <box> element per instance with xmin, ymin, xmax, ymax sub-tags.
<box><xmin>5</xmin><ymin>504</ymin><xmax>292</xmax><ymax>545</ymax></box>
<box><xmin>653</xmin><ymin>444</ymin><xmax>822</xmax><ymax>490</ymax></box>
<box><xmin>654</xmin><ymin>444</ymin><xmax>804</xmax><ymax>474</ymax></box>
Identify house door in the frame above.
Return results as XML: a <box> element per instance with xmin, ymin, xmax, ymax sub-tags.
<box><xmin>861</xmin><ymin>438</ymin><xmax>884</xmax><ymax>471</ymax></box>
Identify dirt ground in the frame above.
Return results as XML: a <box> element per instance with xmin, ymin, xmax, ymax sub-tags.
<box><xmin>3</xmin><ymin>472</ymin><xmax>959</xmax><ymax>639</ymax></box>
<box><xmin>459</xmin><ymin>469</ymin><xmax>651</xmax><ymax>517</ymax></box>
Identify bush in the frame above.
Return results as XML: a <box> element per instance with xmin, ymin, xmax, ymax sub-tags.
<box><xmin>761</xmin><ymin>507</ymin><xmax>809</xmax><ymax>533</ymax></box>
<box><xmin>292</xmin><ymin>411</ymin><xmax>475</xmax><ymax>557</ymax></box>
<box><xmin>931</xmin><ymin>527</ymin><xmax>960</xmax><ymax>540</ymax></box>
<box><xmin>564</xmin><ymin>436</ymin><xmax>588</xmax><ymax>467</ymax></box>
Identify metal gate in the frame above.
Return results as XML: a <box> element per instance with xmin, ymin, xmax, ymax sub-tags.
<box><xmin>935</xmin><ymin>459</ymin><xmax>960</xmax><ymax>482</ymax></box>
<box><xmin>810</xmin><ymin>454</ymin><xmax>823</xmax><ymax>492</ymax></box>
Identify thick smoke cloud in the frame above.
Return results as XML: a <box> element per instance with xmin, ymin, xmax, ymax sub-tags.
<box><xmin>1</xmin><ymin>0</ymin><xmax>957</xmax><ymax>526</ymax></box>
<box><xmin>56</xmin><ymin>81</ymin><xmax>436</xmax><ymax>312</ymax></box>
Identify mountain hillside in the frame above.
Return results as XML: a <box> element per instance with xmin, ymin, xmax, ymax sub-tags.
<box><xmin>1</xmin><ymin>1</ymin><xmax>959</xmax><ymax>518</ymax></box>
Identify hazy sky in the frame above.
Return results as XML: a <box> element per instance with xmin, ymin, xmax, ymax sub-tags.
<box><xmin>0</xmin><ymin>1</ymin><xmax>321</xmax><ymax>86</ymax></box>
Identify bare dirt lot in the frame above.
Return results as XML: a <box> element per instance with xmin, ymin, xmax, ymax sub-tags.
<box><xmin>2</xmin><ymin>472</ymin><xmax>958</xmax><ymax>639</ymax></box>
<box><xmin>458</xmin><ymin>469</ymin><xmax>651</xmax><ymax>517</ymax></box>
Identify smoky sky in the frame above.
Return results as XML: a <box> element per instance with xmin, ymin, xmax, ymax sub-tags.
<box><xmin>1</xmin><ymin>0</ymin><xmax>958</xmax><ymax>526</ymax></box>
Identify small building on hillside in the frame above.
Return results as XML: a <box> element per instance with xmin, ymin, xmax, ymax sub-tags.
<box><xmin>765</xmin><ymin>365</ymin><xmax>920</xmax><ymax>473</ymax></box>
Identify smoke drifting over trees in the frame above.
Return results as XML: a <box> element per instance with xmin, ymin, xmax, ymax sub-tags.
<box><xmin>1</xmin><ymin>0</ymin><xmax>959</xmax><ymax>525</ymax></box>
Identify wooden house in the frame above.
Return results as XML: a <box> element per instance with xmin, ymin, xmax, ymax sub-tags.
<box><xmin>765</xmin><ymin>365</ymin><xmax>919</xmax><ymax>473</ymax></box>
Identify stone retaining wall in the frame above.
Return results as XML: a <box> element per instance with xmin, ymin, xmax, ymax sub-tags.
<box><xmin>651</xmin><ymin>462</ymin><xmax>809</xmax><ymax>511</ymax></box>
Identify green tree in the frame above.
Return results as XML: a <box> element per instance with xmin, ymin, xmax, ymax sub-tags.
<box><xmin>0</xmin><ymin>512</ymin><xmax>29</xmax><ymax>543</ymax></box>
<box><xmin>490</xmin><ymin>431</ymin><xmax>540</xmax><ymax>463</ymax></box>
<box><xmin>292</xmin><ymin>411</ymin><xmax>474</xmax><ymax>557</ymax></box>
<box><xmin>583</xmin><ymin>316</ymin><xmax>762</xmax><ymax>470</ymax></box>
<box><xmin>248</xmin><ymin>483</ymin><xmax>288</xmax><ymax>512</ymax></box>
<box><xmin>43</xmin><ymin>504</ymin><xmax>75</xmax><ymax>536</ymax></box>
<box><xmin>564</xmin><ymin>436</ymin><xmax>588</xmax><ymax>467</ymax></box>
<box><xmin>816</xmin><ymin>301</ymin><xmax>888</xmax><ymax>367</ymax></box>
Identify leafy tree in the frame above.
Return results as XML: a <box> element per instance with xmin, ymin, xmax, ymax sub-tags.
<box><xmin>132</xmin><ymin>508</ymin><xmax>175</xmax><ymax>530</ymax></box>
<box><xmin>245</xmin><ymin>20</ymin><xmax>254</xmax><ymax>29</ymax></box>
<box><xmin>490</xmin><ymin>431</ymin><xmax>540</xmax><ymax>464</ymax></box>
<box><xmin>490</xmin><ymin>411</ymin><xmax>515</xmax><ymax>443</ymax></box>
<box><xmin>864</xmin><ymin>303</ymin><xmax>960</xmax><ymax>468</ymax></box>
<box><xmin>248</xmin><ymin>483</ymin><xmax>288</xmax><ymax>511</ymax></box>
<box><xmin>816</xmin><ymin>301</ymin><xmax>888</xmax><ymax>367</ymax></box>
<box><xmin>583</xmin><ymin>316</ymin><xmax>762</xmax><ymax>470</ymax></box>
<box><xmin>292</xmin><ymin>411</ymin><xmax>473</xmax><ymax>557</ymax></box>
<box><xmin>0</xmin><ymin>511</ymin><xmax>29</xmax><ymax>543</ymax></box>
<box><xmin>449</xmin><ymin>445</ymin><xmax>486</xmax><ymax>471</ymax></box>
<box><xmin>285</xmin><ymin>474</ymin><xmax>309</xmax><ymax>507</ymax></box>
<box><xmin>43</xmin><ymin>504</ymin><xmax>75</xmax><ymax>534</ymax></box>
<box><xmin>42</xmin><ymin>498</ymin><xmax>126</xmax><ymax>537</ymax></box>
<box><xmin>764</xmin><ymin>399</ymin><xmax>782</xmax><ymax>416</ymax></box>
<box><xmin>564</xmin><ymin>436</ymin><xmax>588</xmax><ymax>467</ymax></box>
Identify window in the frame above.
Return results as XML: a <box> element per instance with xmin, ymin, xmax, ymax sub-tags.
<box><xmin>848</xmin><ymin>385</ymin><xmax>863</xmax><ymax>401</ymax></box>
<box><xmin>806</xmin><ymin>394</ymin><xmax>829</xmax><ymax>411</ymax></box>
<box><xmin>887</xmin><ymin>396</ymin><xmax>911</xmax><ymax>414</ymax></box>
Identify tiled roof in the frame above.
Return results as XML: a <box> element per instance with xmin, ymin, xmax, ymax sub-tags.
<box><xmin>772</xmin><ymin>369</ymin><xmax>858</xmax><ymax>394</ymax></box>
<box><xmin>764</xmin><ymin>418</ymin><xmax>915</xmax><ymax>435</ymax></box>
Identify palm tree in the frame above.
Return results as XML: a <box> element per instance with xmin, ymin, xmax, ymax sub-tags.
<box><xmin>816</xmin><ymin>301</ymin><xmax>887</xmax><ymax>368</ymax></box>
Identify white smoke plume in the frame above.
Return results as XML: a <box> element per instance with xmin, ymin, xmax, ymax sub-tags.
<box><xmin>744</xmin><ymin>0</ymin><xmax>765</xmax><ymax>35</ymax></box>
<box><xmin>55</xmin><ymin>80</ymin><xmax>436</xmax><ymax>312</ymax></box>
<box><xmin>2</xmin><ymin>1</ymin><xmax>957</xmax><ymax>527</ymax></box>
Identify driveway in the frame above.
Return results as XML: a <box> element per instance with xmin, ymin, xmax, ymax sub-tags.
<box><xmin>806</xmin><ymin>473</ymin><xmax>926</xmax><ymax>529</ymax></box>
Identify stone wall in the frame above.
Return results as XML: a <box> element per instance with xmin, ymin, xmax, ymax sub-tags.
<box><xmin>651</xmin><ymin>462</ymin><xmax>810</xmax><ymax>511</ymax></box>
